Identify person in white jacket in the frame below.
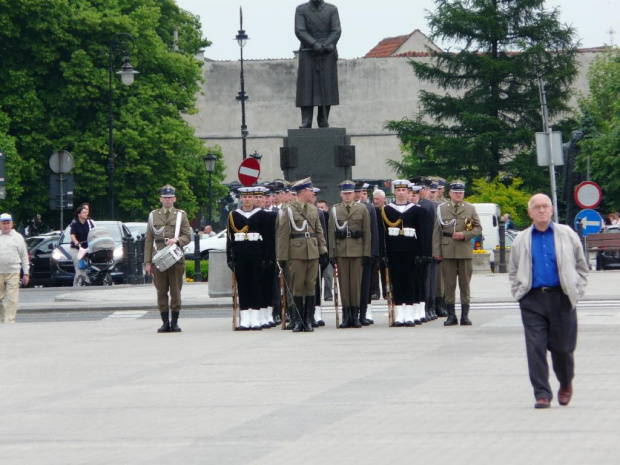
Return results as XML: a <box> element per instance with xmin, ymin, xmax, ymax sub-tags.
<box><xmin>509</xmin><ymin>194</ymin><xmax>588</xmax><ymax>409</ymax></box>
<box><xmin>0</xmin><ymin>213</ymin><xmax>29</xmax><ymax>323</ymax></box>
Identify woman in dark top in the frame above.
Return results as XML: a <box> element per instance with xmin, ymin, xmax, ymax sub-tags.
<box><xmin>69</xmin><ymin>203</ymin><xmax>95</xmax><ymax>286</ymax></box>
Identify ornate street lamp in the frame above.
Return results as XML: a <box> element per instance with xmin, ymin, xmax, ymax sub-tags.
<box><xmin>235</xmin><ymin>7</ymin><xmax>249</xmax><ymax>160</ymax></box>
<box><xmin>108</xmin><ymin>33</ymin><xmax>139</xmax><ymax>219</ymax></box>
<box><xmin>203</xmin><ymin>152</ymin><xmax>217</xmax><ymax>226</ymax></box>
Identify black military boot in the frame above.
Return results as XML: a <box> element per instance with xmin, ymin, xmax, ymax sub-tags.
<box><xmin>157</xmin><ymin>311</ymin><xmax>170</xmax><ymax>333</ymax></box>
<box><xmin>360</xmin><ymin>307</ymin><xmax>371</xmax><ymax>326</ymax></box>
<box><xmin>350</xmin><ymin>306</ymin><xmax>362</xmax><ymax>328</ymax></box>
<box><xmin>339</xmin><ymin>307</ymin><xmax>351</xmax><ymax>328</ymax></box>
<box><xmin>170</xmin><ymin>312</ymin><xmax>182</xmax><ymax>332</ymax></box>
<box><xmin>285</xmin><ymin>306</ymin><xmax>294</xmax><ymax>330</ymax></box>
<box><xmin>427</xmin><ymin>299</ymin><xmax>437</xmax><ymax>320</ymax></box>
<box><xmin>299</xmin><ymin>107</ymin><xmax>313</xmax><ymax>129</ymax></box>
<box><xmin>435</xmin><ymin>297</ymin><xmax>448</xmax><ymax>317</ymax></box>
<box><xmin>292</xmin><ymin>297</ymin><xmax>305</xmax><ymax>332</ymax></box>
<box><xmin>444</xmin><ymin>304</ymin><xmax>458</xmax><ymax>326</ymax></box>
<box><xmin>304</xmin><ymin>296</ymin><xmax>315</xmax><ymax>332</ymax></box>
<box><xmin>460</xmin><ymin>303</ymin><xmax>472</xmax><ymax>326</ymax></box>
<box><xmin>272</xmin><ymin>304</ymin><xmax>282</xmax><ymax>326</ymax></box>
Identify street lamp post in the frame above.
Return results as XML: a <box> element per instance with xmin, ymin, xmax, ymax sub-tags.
<box><xmin>204</xmin><ymin>152</ymin><xmax>217</xmax><ymax>226</ymax></box>
<box><xmin>235</xmin><ymin>7</ymin><xmax>249</xmax><ymax>160</ymax></box>
<box><xmin>108</xmin><ymin>33</ymin><xmax>139</xmax><ymax>219</ymax></box>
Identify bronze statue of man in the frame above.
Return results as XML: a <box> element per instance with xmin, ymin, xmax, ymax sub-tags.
<box><xmin>295</xmin><ymin>0</ymin><xmax>341</xmax><ymax>129</ymax></box>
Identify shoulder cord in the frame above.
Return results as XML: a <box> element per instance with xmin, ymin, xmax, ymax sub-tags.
<box><xmin>331</xmin><ymin>205</ymin><xmax>348</xmax><ymax>231</ymax></box>
<box><xmin>148</xmin><ymin>211</ymin><xmax>166</xmax><ymax>237</ymax></box>
<box><xmin>381</xmin><ymin>206</ymin><xmax>403</xmax><ymax>229</ymax></box>
<box><xmin>228</xmin><ymin>212</ymin><xmax>250</xmax><ymax>234</ymax></box>
<box><xmin>436</xmin><ymin>205</ymin><xmax>456</xmax><ymax>232</ymax></box>
<box><xmin>287</xmin><ymin>206</ymin><xmax>309</xmax><ymax>232</ymax></box>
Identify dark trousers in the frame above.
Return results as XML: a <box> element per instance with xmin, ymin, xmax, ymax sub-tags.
<box><xmin>519</xmin><ymin>289</ymin><xmax>578</xmax><ymax>401</ymax></box>
<box><xmin>425</xmin><ymin>261</ymin><xmax>437</xmax><ymax>306</ymax></box>
<box><xmin>235</xmin><ymin>253</ymin><xmax>263</xmax><ymax>309</ymax></box>
<box><xmin>371</xmin><ymin>257</ymin><xmax>386</xmax><ymax>299</ymax></box>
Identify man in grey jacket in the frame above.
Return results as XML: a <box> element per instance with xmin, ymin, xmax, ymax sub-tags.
<box><xmin>509</xmin><ymin>194</ymin><xmax>588</xmax><ymax>409</ymax></box>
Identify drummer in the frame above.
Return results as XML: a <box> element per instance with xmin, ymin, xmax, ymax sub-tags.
<box><xmin>144</xmin><ymin>185</ymin><xmax>192</xmax><ymax>333</ymax></box>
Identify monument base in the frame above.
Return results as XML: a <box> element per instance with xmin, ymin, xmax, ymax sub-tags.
<box><xmin>281</xmin><ymin>128</ymin><xmax>355</xmax><ymax>207</ymax></box>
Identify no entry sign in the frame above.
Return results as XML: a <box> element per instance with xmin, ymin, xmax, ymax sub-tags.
<box><xmin>574</xmin><ymin>181</ymin><xmax>602</xmax><ymax>209</ymax></box>
<box><xmin>238</xmin><ymin>157</ymin><xmax>260</xmax><ymax>187</ymax></box>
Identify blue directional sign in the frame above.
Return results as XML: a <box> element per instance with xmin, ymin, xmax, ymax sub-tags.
<box><xmin>574</xmin><ymin>209</ymin><xmax>604</xmax><ymax>237</ymax></box>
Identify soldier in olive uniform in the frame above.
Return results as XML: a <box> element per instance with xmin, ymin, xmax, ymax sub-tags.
<box><xmin>145</xmin><ymin>185</ymin><xmax>192</xmax><ymax>333</ymax></box>
<box><xmin>433</xmin><ymin>181</ymin><xmax>482</xmax><ymax>326</ymax></box>
<box><xmin>328</xmin><ymin>181</ymin><xmax>371</xmax><ymax>328</ymax></box>
<box><xmin>276</xmin><ymin>178</ymin><xmax>328</xmax><ymax>332</ymax></box>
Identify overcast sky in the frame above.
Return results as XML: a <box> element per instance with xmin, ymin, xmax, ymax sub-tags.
<box><xmin>174</xmin><ymin>0</ymin><xmax>619</xmax><ymax>61</ymax></box>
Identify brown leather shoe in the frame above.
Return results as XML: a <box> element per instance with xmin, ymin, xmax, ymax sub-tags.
<box><xmin>558</xmin><ymin>384</ymin><xmax>573</xmax><ymax>406</ymax></box>
<box><xmin>535</xmin><ymin>398</ymin><xmax>551</xmax><ymax>409</ymax></box>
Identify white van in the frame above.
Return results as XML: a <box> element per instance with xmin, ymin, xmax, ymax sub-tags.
<box><xmin>472</xmin><ymin>203</ymin><xmax>501</xmax><ymax>263</ymax></box>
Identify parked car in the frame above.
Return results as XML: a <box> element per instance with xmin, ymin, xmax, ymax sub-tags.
<box><xmin>124</xmin><ymin>222</ymin><xmax>148</xmax><ymax>239</ymax></box>
<box><xmin>183</xmin><ymin>229</ymin><xmax>226</xmax><ymax>260</ymax></box>
<box><xmin>596</xmin><ymin>225</ymin><xmax>620</xmax><ymax>271</ymax></box>
<box><xmin>23</xmin><ymin>234</ymin><xmax>60</xmax><ymax>287</ymax></box>
<box><xmin>50</xmin><ymin>221</ymin><xmax>132</xmax><ymax>286</ymax></box>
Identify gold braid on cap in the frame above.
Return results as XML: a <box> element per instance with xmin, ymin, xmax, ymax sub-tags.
<box><xmin>228</xmin><ymin>212</ymin><xmax>249</xmax><ymax>234</ymax></box>
<box><xmin>381</xmin><ymin>207</ymin><xmax>403</xmax><ymax>228</ymax></box>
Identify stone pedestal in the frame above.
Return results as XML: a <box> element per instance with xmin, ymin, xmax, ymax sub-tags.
<box><xmin>281</xmin><ymin>128</ymin><xmax>355</xmax><ymax>207</ymax></box>
<box><xmin>472</xmin><ymin>252</ymin><xmax>491</xmax><ymax>273</ymax></box>
<box><xmin>208</xmin><ymin>250</ymin><xmax>232</xmax><ymax>298</ymax></box>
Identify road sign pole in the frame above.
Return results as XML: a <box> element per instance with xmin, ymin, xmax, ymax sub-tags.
<box><xmin>537</xmin><ymin>76</ymin><xmax>559</xmax><ymax>223</ymax></box>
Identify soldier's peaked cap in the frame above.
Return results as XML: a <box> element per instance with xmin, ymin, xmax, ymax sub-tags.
<box><xmin>160</xmin><ymin>185</ymin><xmax>176</xmax><ymax>197</ymax></box>
<box><xmin>450</xmin><ymin>180</ymin><xmax>466</xmax><ymax>192</ymax></box>
<box><xmin>291</xmin><ymin>177</ymin><xmax>313</xmax><ymax>192</ymax></box>
<box><xmin>339</xmin><ymin>180</ymin><xmax>355</xmax><ymax>193</ymax></box>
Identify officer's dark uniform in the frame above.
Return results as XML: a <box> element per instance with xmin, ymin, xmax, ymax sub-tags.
<box><xmin>227</xmin><ymin>187</ymin><xmax>274</xmax><ymax>331</ymax></box>
<box><xmin>381</xmin><ymin>180</ymin><xmax>432</xmax><ymax>326</ymax></box>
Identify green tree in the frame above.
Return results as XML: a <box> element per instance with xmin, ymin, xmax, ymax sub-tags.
<box><xmin>0</xmin><ymin>0</ymin><xmax>223</xmax><ymax>226</ymax></box>
<box><xmin>385</xmin><ymin>0</ymin><xmax>578</xmax><ymax>186</ymax></box>
<box><xmin>465</xmin><ymin>177</ymin><xmax>533</xmax><ymax>228</ymax></box>
<box><xmin>577</xmin><ymin>48</ymin><xmax>620</xmax><ymax>212</ymax></box>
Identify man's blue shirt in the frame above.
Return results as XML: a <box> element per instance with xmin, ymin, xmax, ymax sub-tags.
<box><xmin>531</xmin><ymin>222</ymin><xmax>561</xmax><ymax>288</ymax></box>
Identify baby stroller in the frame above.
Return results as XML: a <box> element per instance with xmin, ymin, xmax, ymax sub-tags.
<box><xmin>75</xmin><ymin>228</ymin><xmax>116</xmax><ymax>286</ymax></box>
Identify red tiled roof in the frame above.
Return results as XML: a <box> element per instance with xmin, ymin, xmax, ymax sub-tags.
<box><xmin>364</xmin><ymin>32</ymin><xmax>414</xmax><ymax>58</ymax></box>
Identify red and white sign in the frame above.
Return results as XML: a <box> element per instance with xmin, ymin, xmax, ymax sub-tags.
<box><xmin>574</xmin><ymin>181</ymin><xmax>602</xmax><ymax>209</ymax></box>
<box><xmin>238</xmin><ymin>157</ymin><xmax>261</xmax><ymax>187</ymax></box>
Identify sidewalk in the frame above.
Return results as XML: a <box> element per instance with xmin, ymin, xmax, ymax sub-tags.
<box><xmin>18</xmin><ymin>269</ymin><xmax>620</xmax><ymax>313</ymax></box>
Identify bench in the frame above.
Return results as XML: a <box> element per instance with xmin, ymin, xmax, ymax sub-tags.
<box><xmin>586</xmin><ymin>232</ymin><xmax>620</xmax><ymax>252</ymax></box>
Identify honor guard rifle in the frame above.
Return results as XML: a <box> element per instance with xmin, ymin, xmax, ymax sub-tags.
<box><xmin>333</xmin><ymin>262</ymin><xmax>340</xmax><ymax>328</ymax></box>
<box><xmin>385</xmin><ymin>264</ymin><xmax>395</xmax><ymax>327</ymax></box>
<box><xmin>232</xmin><ymin>271</ymin><xmax>239</xmax><ymax>331</ymax></box>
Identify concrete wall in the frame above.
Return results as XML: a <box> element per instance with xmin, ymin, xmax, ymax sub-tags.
<box><xmin>184</xmin><ymin>51</ymin><xmax>599</xmax><ymax>184</ymax></box>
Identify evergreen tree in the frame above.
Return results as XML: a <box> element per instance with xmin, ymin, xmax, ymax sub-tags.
<box><xmin>385</xmin><ymin>0</ymin><xmax>578</xmax><ymax>186</ymax></box>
